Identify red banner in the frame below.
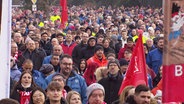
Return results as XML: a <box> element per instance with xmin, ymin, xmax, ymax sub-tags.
<box><xmin>118</xmin><ymin>34</ymin><xmax>148</xmax><ymax>94</ymax></box>
<box><xmin>60</xmin><ymin>0</ymin><xmax>68</xmax><ymax>29</ymax></box>
<box><xmin>163</xmin><ymin>0</ymin><xmax>184</xmax><ymax>103</ymax></box>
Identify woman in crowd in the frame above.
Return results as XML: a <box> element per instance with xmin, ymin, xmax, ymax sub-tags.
<box><xmin>66</xmin><ymin>91</ymin><xmax>82</xmax><ymax>104</ymax></box>
<box><xmin>112</xmin><ymin>86</ymin><xmax>135</xmax><ymax>104</ymax></box>
<box><xmin>29</xmin><ymin>87</ymin><xmax>46</xmax><ymax>104</ymax></box>
<box><xmin>78</xmin><ymin>59</ymin><xmax>87</xmax><ymax>76</ymax></box>
<box><xmin>95</xmin><ymin>66</ymin><xmax>108</xmax><ymax>82</ymax></box>
<box><xmin>11</xmin><ymin>71</ymin><xmax>38</xmax><ymax>104</ymax></box>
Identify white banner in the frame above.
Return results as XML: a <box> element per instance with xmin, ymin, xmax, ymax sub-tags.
<box><xmin>0</xmin><ymin>0</ymin><xmax>12</xmax><ymax>99</ymax></box>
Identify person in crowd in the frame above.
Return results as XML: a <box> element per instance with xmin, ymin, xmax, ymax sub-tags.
<box><xmin>146</xmin><ymin>38</ymin><xmax>156</xmax><ymax>52</ymax></box>
<box><xmin>95</xmin><ymin>67</ymin><xmax>108</xmax><ymax>82</ymax></box>
<box><xmin>39</xmin><ymin>64</ymin><xmax>55</xmax><ymax>78</ymax></box>
<box><xmin>123</xmin><ymin>49</ymin><xmax>132</xmax><ymax>62</ymax></box>
<box><xmin>78</xmin><ymin>59</ymin><xmax>87</xmax><ymax>76</ymax></box>
<box><xmin>23</xmin><ymin>40</ymin><xmax>46</xmax><ymax>70</ymax></box>
<box><xmin>10</xmin><ymin>56</ymin><xmax>21</xmax><ymax>82</ymax></box>
<box><xmin>45</xmin><ymin>81</ymin><xmax>67</xmax><ymax>104</ymax></box>
<box><xmin>98</xmin><ymin>59</ymin><xmax>123</xmax><ymax>104</ymax></box>
<box><xmin>134</xmin><ymin>84</ymin><xmax>152</xmax><ymax>104</ymax></box>
<box><xmin>11</xmin><ymin>41</ymin><xmax>25</xmax><ymax>68</ymax></box>
<box><xmin>80</xmin><ymin>36</ymin><xmax>97</xmax><ymax>60</ymax></box>
<box><xmin>51</xmin><ymin>38</ymin><xmax>59</xmax><ymax>46</ymax></box>
<box><xmin>118</xmin><ymin>37</ymin><xmax>134</xmax><ymax>60</ymax></box>
<box><xmin>11</xmin><ymin>71</ymin><xmax>38</xmax><ymax>104</ymax></box>
<box><xmin>146</xmin><ymin>37</ymin><xmax>164</xmax><ymax>74</ymax></box>
<box><xmin>86</xmin><ymin>83</ymin><xmax>106</xmax><ymax>104</ymax></box>
<box><xmin>50</xmin><ymin>54</ymin><xmax>61</xmax><ymax>72</ymax></box>
<box><xmin>42</xmin><ymin>45</ymin><xmax>63</xmax><ymax>64</ymax></box>
<box><xmin>119</xmin><ymin>58</ymin><xmax>129</xmax><ymax>76</ymax></box>
<box><xmin>83</xmin><ymin>62</ymin><xmax>99</xmax><ymax>86</ymax></box>
<box><xmin>20</xmin><ymin>59</ymin><xmax>47</xmax><ymax>89</ymax></box>
<box><xmin>56</xmin><ymin>33</ymin><xmax>65</xmax><ymax>45</ymax></box>
<box><xmin>115</xmin><ymin>29</ymin><xmax>128</xmax><ymax>55</ymax></box>
<box><xmin>39</xmin><ymin>32</ymin><xmax>51</xmax><ymax>56</ymax></box>
<box><xmin>66</xmin><ymin>91</ymin><xmax>82</xmax><ymax>104</ymax></box>
<box><xmin>61</xmin><ymin>33</ymin><xmax>77</xmax><ymax>56</ymax></box>
<box><xmin>87</xmin><ymin>45</ymin><xmax>108</xmax><ymax>67</ymax></box>
<box><xmin>74</xmin><ymin>36</ymin><xmax>81</xmax><ymax>44</ymax></box>
<box><xmin>102</xmin><ymin>38</ymin><xmax>115</xmax><ymax>56</ymax></box>
<box><xmin>112</xmin><ymin>86</ymin><xmax>135</xmax><ymax>104</ymax></box>
<box><xmin>125</xmin><ymin>84</ymin><xmax>152</xmax><ymax>104</ymax></box>
<box><xmin>46</xmin><ymin>54</ymin><xmax>87</xmax><ymax>104</ymax></box>
<box><xmin>29</xmin><ymin>87</ymin><xmax>47</xmax><ymax>104</ymax></box>
<box><xmin>52</xmin><ymin>73</ymin><xmax>68</xmax><ymax>98</ymax></box>
<box><xmin>96</xmin><ymin>33</ymin><xmax>105</xmax><ymax>45</ymax></box>
<box><xmin>0</xmin><ymin>98</ymin><xmax>19</xmax><ymax>104</ymax></box>
<box><xmin>153</xmin><ymin>65</ymin><xmax>163</xmax><ymax>88</ymax></box>
<box><xmin>72</xmin><ymin>32</ymin><xmax>89</xmax><ymax>66</ymax></box>
<box><xmin>106</xmin><ymin>52</ymin><xmax>116</xmax><ymax>61</ymax></box>
<box><xmin>12</xmin><ymin>32</ymin><xmax>24</xmax><ymax>51</ymax></box>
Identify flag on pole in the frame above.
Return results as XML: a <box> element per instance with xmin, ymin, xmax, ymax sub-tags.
<box><xmin>118</xmin><ymin>34</ymin><xmax>148</xmax><ymax>95</ymax></box>
<box><xmin>163</xmin><ymin>0</ymin><xmax>184</xmax><ymax>103</ymax></box>
<box><xmin>60</xmin><ymin>0</ymin><xmax>68</xmax><ymax>29</ymax></box>
<box><xmin>0</xmin><ymin>0</ymin><xmax>11</xmax><ymax>99</ymax></box>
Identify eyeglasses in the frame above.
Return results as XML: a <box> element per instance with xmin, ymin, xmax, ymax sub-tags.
<box><xmin>62</xmin><ymin>63</ymin><xmax>72</xmax><ymax>66</ymax></box>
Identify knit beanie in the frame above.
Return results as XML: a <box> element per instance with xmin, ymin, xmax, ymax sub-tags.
<box><xmin>119</xmin><ymin>58</ymin><xmax>129</xmax><ymax>66</ymax></box>
<box><xmin>94</xmin><ymin>45</ymin><xmax>104</xmax><ymax>53</ymax></box>
<box><xmin>40</xmin><ymin>64</ymin><xmax>54</xmax><ymax>75</ymax></box>
<box><xmin>86</xmin><ymin>83</ymin><xmax>105</xmax><ymax>99</ymax></box>
<box><xmin>107</xmin><ymin>59</ymin><xmax>121</xmax><ymax>69</ymax></box>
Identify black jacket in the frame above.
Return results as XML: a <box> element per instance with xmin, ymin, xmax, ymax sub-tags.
<box><xmin>45</xmin><ymin>97</ymin><xmax>68</xmax><ymax>104</ymax></box>
<box><xmin>98</xmin><ymin>72</ymin><xmax>123</xmax><ymax>104</ymax></box>
<box><xmin>11</xmin><ymin>84</ymin><xmax>36</xmax><ymax>103</ymax></box>
<box><xmin>23</xmin><ymin>49</ymin><xmax>46</xmax><ymax>70</ymax></box>
<box><xmin>72</xmin><ymin>41</ymin><xmax>87</xmax><ymax>66</ymax></box>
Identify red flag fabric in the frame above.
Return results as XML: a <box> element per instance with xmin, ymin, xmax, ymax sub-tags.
<box><xmin>118</xmin><ymin>34</ymin><xmax>148</xmax><ymax>95</ymax></box>
<box><xmin>60</xmin><ymin>0</ymin><xmax>68</xmax><ymax>29</ymax></box>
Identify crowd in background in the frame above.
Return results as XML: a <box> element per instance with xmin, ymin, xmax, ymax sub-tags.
<box><xmin>8</xmin><ymin>5</ymin><xmax>165</xmax><ymax>104</ymax></box>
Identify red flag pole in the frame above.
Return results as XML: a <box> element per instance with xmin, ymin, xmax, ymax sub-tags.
<box><xmin>60</xmin><ymin>0</ymin><xmax>68</xmax><ymax>29</ymax></box>
<box><xmin>118</xmin><ymin>34</ymin><xmax>148</xmax><ymax>95</ymax></box>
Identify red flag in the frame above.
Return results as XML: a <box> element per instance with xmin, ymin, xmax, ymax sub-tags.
<box><xmin>118</xmin><ymin>34</ymin><xmax>148</xmax><ymax>95</ymax></box>
<box><xmin>60</xmin><ymin>0</ymin><xmax>68</xmax><ymax>29</ymax></box>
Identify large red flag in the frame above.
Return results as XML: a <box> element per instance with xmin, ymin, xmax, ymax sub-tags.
<box><xmin>60</xmin><ymin>0</ymin><xmax>68</xmax><ymax>29</ymax></box>
<box><xmin>118</xmin><ymin>34</ymin><xmax>148</xmax><ymax>95</ymax></box>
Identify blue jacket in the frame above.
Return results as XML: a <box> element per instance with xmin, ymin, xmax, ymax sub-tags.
<box><xmin>19</xmin><ymin>68</ymin><xmax>47</xmax><ymax>90</ymax></box>
<box><xmin>146</xmin><ymin>48</ymin><xmax>163</xmax><ymax>74</ymax></box>
<box><xmin>46</xmin><ymin>71</ymin><xmax>87</xmax><ymax>104</ymax></box>
<box><xmin>42</xmin><ymin>55</ymin><xmax>52</xmax><ymax>64</ymax></box>
<box><xmin>11</xmin><ymin>65</ymin><xmax>21</xmax><ymax>82</ymax></box>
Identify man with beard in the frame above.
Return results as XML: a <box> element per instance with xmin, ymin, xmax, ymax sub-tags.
<box><xmin>87</xmin><ymin>45</ymin><xmax>108</xmax><ymax>67</ymax></box>
<box><xmin>126</xmin><ymin>84</ymin><xmax>151</xmax><ymax>104</ymax></box>
<box><xmin>46</xmin><ymin>54</ymin><xmax>87</xmax><ymax>104</ymax></box>
<box><xmin>146</xmin><ymin>37</ymin><xmax>164</xmax><ymax>74</ymax></box>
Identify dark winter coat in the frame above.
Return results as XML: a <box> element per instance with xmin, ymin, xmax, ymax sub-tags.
<box><xmin>23</xmin><ymin>49</ymin><xmax>46</xmax><ymax>70</ymax></box>
<box><xmin>98</xmin><ymin>72</ymin><xmax>123</xmax><ymax>104</ymax></box>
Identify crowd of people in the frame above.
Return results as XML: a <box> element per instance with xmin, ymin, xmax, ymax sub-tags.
<box><xmin>8</xmin><ymin>4</ymin><xmax>166</xmax><ymax>104</ymax></box>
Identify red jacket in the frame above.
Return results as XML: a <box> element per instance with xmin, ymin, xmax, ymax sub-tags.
<box><xmin>83</xmin><ymin>62</ymin><xmax>99</xmax><ymax>86</ymax></box>
<box><xmin>84</xmin><ymin>54</ymin><xmax>108</xmax><ymax>86</ymax></box>
<box><xmin>118</xmin><ymin>44</ymin><xmax>134</xmax><ymax>60</ymax></box>
<box><xmin>61</xmin><ymin>41</ymin><xmax>77</xmax><ymax>56</ymax></box>
<box><xmin>87</xmin><ymin>54</ymin><xmax>108</xmax><ymax>67</ymax></box>
<box><xmin>151</xmin><ymin>79</ymin><xmax>162</xmax><ymax>95</ymax></box>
